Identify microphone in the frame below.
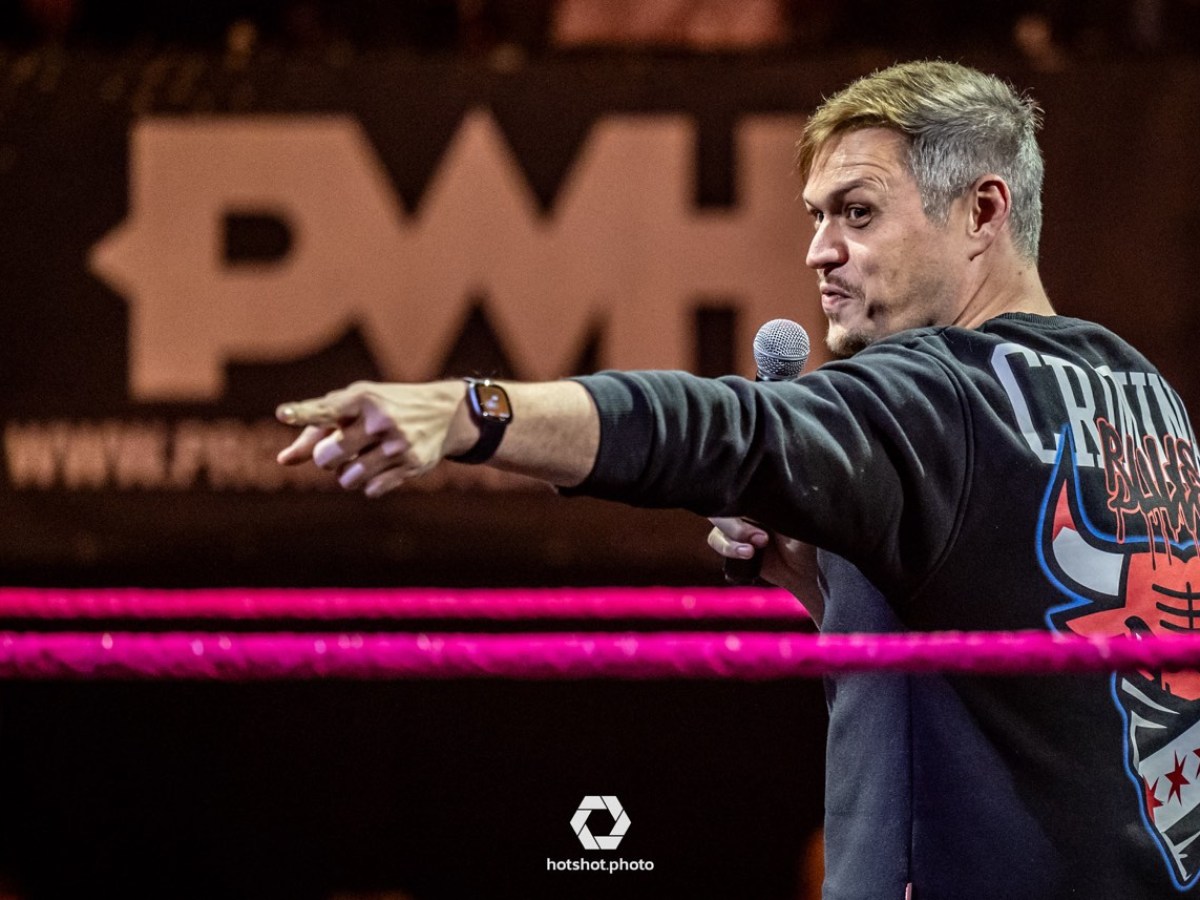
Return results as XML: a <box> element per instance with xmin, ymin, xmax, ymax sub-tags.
<box><xmin>752</xmin><ymin>317</ymin><xmax>811</xmax><ymax>381</ymax></box>
<box><xmin>724</xmin><ymin>318</ymin><xmax>811</xmax><ymax>584</ymax></box>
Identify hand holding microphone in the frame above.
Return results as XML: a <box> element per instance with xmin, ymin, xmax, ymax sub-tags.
<box><xmin>722</xmin><ymin>318</ymin><xmax>810</xmax><ymax>585</ymax></box>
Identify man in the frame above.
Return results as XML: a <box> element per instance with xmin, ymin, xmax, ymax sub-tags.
<box><xmin>278</xmin><ymin>62</ymin><xmax>1200</xmax><ymax>898</ymax></box>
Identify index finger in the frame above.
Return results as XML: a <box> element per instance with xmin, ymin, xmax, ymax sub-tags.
<box><xmin>276</xmin><ymin>397</ymin><xmax>351</xmax><ymax>427</ymax></box>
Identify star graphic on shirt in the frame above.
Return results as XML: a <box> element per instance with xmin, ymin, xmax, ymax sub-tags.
<box><xmin>1145</xmin><ymin>776</ymin><xmax>1165</xmax><ymax>822</ymax></box>
<box><xmin>1167</xmin><ymin>753</ymin><xmax>1191</xmax><ymax>804</ymax></box>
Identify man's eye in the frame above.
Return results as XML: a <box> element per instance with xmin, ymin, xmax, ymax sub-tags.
<box><xmin>846</xmin><ymin>206</ymin><xmax>871</xmax><ymax>223</ymax></box>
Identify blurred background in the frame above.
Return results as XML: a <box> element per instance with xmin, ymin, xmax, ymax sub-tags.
<box><xmin>1</xmin><ymin>1</ymin><xmax>1198</xmax><ymax>897</ymax></box>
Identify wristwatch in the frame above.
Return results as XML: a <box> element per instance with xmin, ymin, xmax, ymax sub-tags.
<box><xmin>447</xmin><ymin>378</ymin><xmax>513</xmax><ymax>464</ymax></box>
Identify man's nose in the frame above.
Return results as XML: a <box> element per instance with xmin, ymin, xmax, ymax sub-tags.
<box><xmin>806</xmin><ymin>222</ymin><xmax>846</xmax><ymax>270</ymax></box>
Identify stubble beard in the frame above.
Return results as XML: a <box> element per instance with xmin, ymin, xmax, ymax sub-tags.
<box><xmin>820</xmin><ymin>275</ymin><xmax>875</xmax><ymax>358</ymax></box>
<box><xmin>825</xmin><ymin>321</ymin><xmax>873</xmax><ymax>359</ymax></box>
<box><xmin>824</xmin><ymin>268</ymin><xmax>952</xmax><ymax>358</ymax></box>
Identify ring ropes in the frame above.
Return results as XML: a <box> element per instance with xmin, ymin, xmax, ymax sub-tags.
<box><xmin>0</xmin><ymin>588</ymin><xmax>1191</xmax><ymax>681</ymax></box>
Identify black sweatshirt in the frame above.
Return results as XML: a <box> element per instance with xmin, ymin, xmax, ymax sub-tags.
<box><xmin>569</xmin><ymin>313</ymin><xmax>1200</xmax><ymax>899</ymax></box>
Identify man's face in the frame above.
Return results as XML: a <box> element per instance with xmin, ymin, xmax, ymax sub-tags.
<box><xmin>803</xmin><ymin>127</ymin><xmax>970</xmax><ymax>356</ymax></box>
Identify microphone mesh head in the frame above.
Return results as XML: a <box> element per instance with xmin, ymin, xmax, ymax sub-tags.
<box><xmin>753</xmin><ymin>318</ymin><xmax>811</xmax><ymax>381</ymax></box>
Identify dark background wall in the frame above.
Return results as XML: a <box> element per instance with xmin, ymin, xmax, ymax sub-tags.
<box><xmin>3</xmin><ymin>52</ymin><xmax>1200</xmax><ymax>588</ymax></box>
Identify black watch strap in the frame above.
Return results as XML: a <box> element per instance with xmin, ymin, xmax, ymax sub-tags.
<box><xmin>446</xmin><ymin>378</ymin><xmax>513</xmax><ymax>464</ymax></box>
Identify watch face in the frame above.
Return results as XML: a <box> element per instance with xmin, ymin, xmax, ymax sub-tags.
<box><xmin>474</xmin><ymin>383</ymin><xmax>513</xmax><ymax>421</ymax></box>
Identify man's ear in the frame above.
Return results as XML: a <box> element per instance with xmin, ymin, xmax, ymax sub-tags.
<box><xmin>965</xmin><ymin>174</ymin><xmax>1012</xmax><ymax>258</ymax></box>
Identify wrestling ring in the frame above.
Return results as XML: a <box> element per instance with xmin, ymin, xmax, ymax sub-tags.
<box><xmin>2</xmin><ymin>584</ymin><xmax>1194</xmax><ymax>900</ymax></box>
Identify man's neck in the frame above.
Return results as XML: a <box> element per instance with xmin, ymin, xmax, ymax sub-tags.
<box><xmin>953</xmin><ymin>254</ymin><xmax>1054</xmax><ymax>330</ymax></box>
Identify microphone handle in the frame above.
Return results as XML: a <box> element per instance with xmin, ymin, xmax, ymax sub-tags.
<box><xmin>724</xmin><ymin>359</ymin><xmax>779</xmax><ymax>585</ymax></box>
<box><xmin>723</xmin><ymin>551</ymin><xmax>763</xmax><ymax>585</ymax></box>
<box><xmin>723</xmin><ymin>510</ymin><xmax>766</xmax><ymax>584</ymax></box>
<box><xmin>726</xmin><ymin>320</ymin><xmax>808</xmax><ymax>585</ymax></box>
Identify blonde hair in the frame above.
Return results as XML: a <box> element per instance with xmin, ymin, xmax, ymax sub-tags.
<box><xmin>797</xmin><ymin>61</ymin><xmax>1044</xmax><ymax>261</ymax></box>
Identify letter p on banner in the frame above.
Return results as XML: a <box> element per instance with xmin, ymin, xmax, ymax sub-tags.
<box><xmin>89</xmin><ymin>116</ymin><xmax>407</xmax><ymax>401</ymax></box>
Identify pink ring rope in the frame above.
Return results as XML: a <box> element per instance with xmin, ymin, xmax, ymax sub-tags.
<box><xmin>0</xmin><ymin>630</ymin><xmax>1198</xmax><ymax>681</ymax></box>
<box><xmin>2</xmin><ymin>588</ymin><xmax>1194</xmax><ymax>681</ymax></box>
<box><xmin>0</xmin><ymin>587</ymin><xmax>809</xmax><ymax>621</ymax></box>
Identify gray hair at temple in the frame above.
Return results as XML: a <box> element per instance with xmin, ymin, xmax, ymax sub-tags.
<box><xmin>796</xmin><ymin>60</ymin><xmax>1045</xmax><ymax>262</ymax></box>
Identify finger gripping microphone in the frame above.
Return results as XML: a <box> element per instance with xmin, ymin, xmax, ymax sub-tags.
<box><xmin>724</xmin><ymin>318</ymin><xmax>811</xmax><ymax>584</ymax></box>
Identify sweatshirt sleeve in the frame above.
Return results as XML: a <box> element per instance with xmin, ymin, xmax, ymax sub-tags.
<box><xmin>563</xmin><ymin>339</ymin><xmax>972</xmax><ymax>594</ymax></box>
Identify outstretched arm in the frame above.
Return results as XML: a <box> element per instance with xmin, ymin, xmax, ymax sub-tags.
<box><xmin>276</xmin><ymin>356</ymin><xmax>966</xmax><ymax>598</ymax></box>
<box><xmin>276</xmin><ymin>379</ymin><xmax>600</xmax><ymax>494</ymax></box>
